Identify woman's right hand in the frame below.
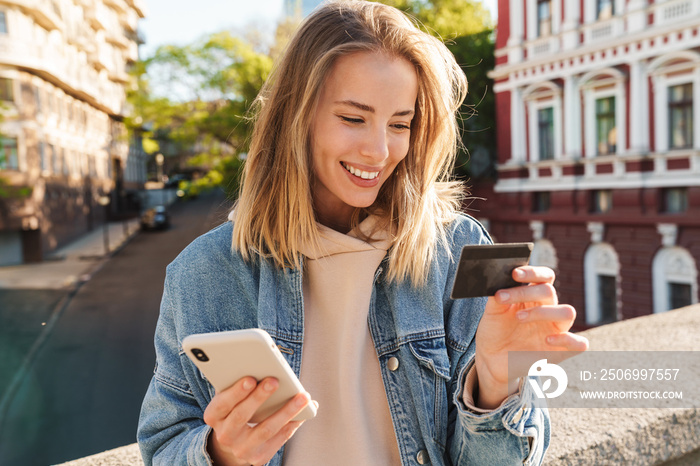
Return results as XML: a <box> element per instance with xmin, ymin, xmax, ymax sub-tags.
<box><xmin>203</xmin><ymin>376</ymin><xmax>313</xmax><ymax>466</ymax></box>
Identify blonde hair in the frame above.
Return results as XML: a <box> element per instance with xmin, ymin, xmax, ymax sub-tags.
<box><xmin>232</xmin><ymin>0</ymin><xmax>467</xmax><ymax>285</ymax></box>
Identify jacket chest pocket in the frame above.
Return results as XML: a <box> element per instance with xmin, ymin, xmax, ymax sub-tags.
<box><xmin>407</xmin><ymin>337</ymin><xmax>452</xmax><ymax>447</ymax></box>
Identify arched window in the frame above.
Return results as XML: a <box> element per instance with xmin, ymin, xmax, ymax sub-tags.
<box><xmin>648</xmin><ymin>51</ymin><xmax>700</xmax><ymax>153</ymax></box>
<box><xmin>530</xmin><ymin>239</ymin><xmax>558</xmax><ymax>272</ymax></box>
<box><xmin>584</xmin><ymin>242</ymin><xmax>620</xmax><ymax>324</ymax></box>
<box><xmin>523</xmin><ymin>82</ymin><xmax>563</xmax><ymax>162</ymax></box>
<box><xmin>652</xmin><ymin>247</ymin><xmax>698</xmax><ymax>313</ymax></box>
<box><xmin>580</xmin><ymin>68</ymin><xmax>627</xmax><ymax>158</ymax></box>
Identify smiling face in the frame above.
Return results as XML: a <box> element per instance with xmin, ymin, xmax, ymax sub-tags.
<box><xmin>310</xmin><ymin>51</ymin><xmax>419</xmax><ymax>232</ymax></box>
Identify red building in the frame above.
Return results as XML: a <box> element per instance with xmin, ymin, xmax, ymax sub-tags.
<box><xmin>482</xmin><ymin>0</ymin><xmax>700</xmax><ymax>328</ymax></box>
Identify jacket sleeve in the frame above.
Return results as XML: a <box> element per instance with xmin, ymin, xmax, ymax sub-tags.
<box><xmin>444</xmin><ymin>215</ymin><xmax>551</xmax><ymax>465</ymax></box>
<box><xmin>449</xmin><ymin>354</ymin><xmax>550</xmax><ymax>465</ymax></box>
<box><xmin>137</xmin><ymin>274</ymin><xmax>214</xmax><ymax>466</ymax></box>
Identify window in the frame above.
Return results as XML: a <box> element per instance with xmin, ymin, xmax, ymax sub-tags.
<box><xmin>597</xmin><ymin>0</ymin><xmax>614</xmax><ymax>20</ymax></box>
<box><xmin>669</xmin><ymin>83</ymin><xmax>693</xmax><ymax>149</ymax></box>
<box><xmin>596</xmin><ymin>96</ymin><xmax>616</xmax><ymax>155</ymax></box>
<box><xmin>40</xmin><ymin>142</ymin><xmax>49</xmax><ymax>172</ymax></box>
<box><xmin>33</xmin><ymin>86</ymin><xmax>42</xmax><ymax>114</ymax></box>
<box><xmin>0</xmin><ymin>78</ymin><xmax>13</xmax><ymax>102</ymax></box>
<box><xmin>669</xmin><ymin>282</ymin><xmax>692</xmax><ymax>310</ymax></box>
<box><xmin>0</xmin><ymin>137</ymin><xmax>18</xmax><ymax>170</ymax></box>
<box><xmin>0</xmin><ymin>11</ymin><xmax>7</xmax><ymax>34</ymax></box>
<box><xmin>49</xmin><ymin>144</ymin><xmax>59</xmax><ymax>174</ymax></box>
<box><xmin>537</xmin><ymin>0</ymin><xmax>551</xmax><ymax>37</ymax></box>
<box><xmin>653</xmin><ymin>247</ymin><xmax>698</xmax><ymax>313</ymax></box>
<box><xmin>585</xmin><ymin>242</ymin><xmax>621</xmax><ymax>324</ymax></box>
<box><xmin>530</xmin><ymin>239</ymin><xmax>559</xmax><ymax>272</ymax></box>
<box><xmin>598</xmin><ymin>275</ymin><xmax>618</xmax><ymax>323</ymax></box>
<box><xmin>533</xmin><ymin>192</ymin><xmax>550</xmax><ymax>212</ymax></box>
<box><xmin>591</xmin><ymin>190</ymin><xmax>613</xmax><ymax>213</ymax></box>
<box><xmin>61</xmin><ymin>148</ymin><xmax>69</xmax><ymax>175</ymax></box>
<box><xmin>663</xmin><ymin>188</ymin><xmax>688</xmax><ymax>213</ymax></box>
<box><xmin>538</xmin><ymin>107</ymin><xmax>554</xmax><ymax>160</ymax></box>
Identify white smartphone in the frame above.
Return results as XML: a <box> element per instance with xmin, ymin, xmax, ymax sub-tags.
<box><xmin>182</xmin><ymin>328</ymin><xmax>317</xmax><ymax>423</ymax></box>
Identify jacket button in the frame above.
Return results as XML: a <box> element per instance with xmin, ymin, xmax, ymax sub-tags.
<box><xmin>416</xmin><ymin>449</ymin><xmax>429</xmax><ymax>464</ymax></box>
<box><xmin>387</xmin><ymin>357</ymin><xmax>399</xmax><ymax>371</ymax></box>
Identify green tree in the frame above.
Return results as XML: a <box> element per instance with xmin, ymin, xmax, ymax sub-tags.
<box><xmin>448</xmin><ymin>30</ymin><xmax>496</xmax><ymax>179</ymax></box>
<box><xmin>381</xmin><ymin>0</ymin><xmax>493</xmax><ymax>38</ymax></box>
<box><xmin>127</xmin><ymin>28</ymin><xmax>281</xmax><ymax>198</ymax></box>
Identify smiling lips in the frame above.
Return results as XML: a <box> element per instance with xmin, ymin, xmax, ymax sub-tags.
<box><xmin>341</xmin><ymin>162</ymin><xmax>381</xmax><ymax>180</ymax></box>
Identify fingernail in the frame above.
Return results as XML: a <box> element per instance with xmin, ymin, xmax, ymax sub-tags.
<box><xmin>546</xmin><ymin>336</ymin><xmax>555</xmax><ymax>344</ymax></box>
<box><xmin>516</xmin><ymin>311</ymin><xmax>528</xmax><ymax>321</ymax></box>
<box><xmin>514</xmin><ymin>269</ymin><xmax>525</xmax><ymax>279</ymax></box>
<box><xmin>264</xmin><ymin>380</ymin><xmax>277</xmax><ymax>392</ymax></box>
<box><xmin>296</xmin><ymin>392</ymin><xmax>310</xmax><ymax>407</ymax></box>
<box><xmin>242</xmin><ymin>378</ymin><xmax>254</xmax><ymax>390</ymax></box>
<box><xmin>498</xmin><ymin>291</ymin><xmax>510</xmax><ymax>303</ymax></box>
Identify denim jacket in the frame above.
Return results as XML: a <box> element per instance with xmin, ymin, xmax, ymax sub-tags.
<box><xmin>137</xmin><ymin>214</ymin><xmax>550</xmax><ymax>465</ymax></box>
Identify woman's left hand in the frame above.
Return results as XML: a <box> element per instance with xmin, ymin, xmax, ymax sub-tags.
<box><xmin>473</xmin><ymin>266</ymin><xmax>589</xmax><ymax>409</ymax></box>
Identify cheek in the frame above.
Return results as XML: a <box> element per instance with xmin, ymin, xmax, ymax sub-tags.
<box><xmin>389</xmin><ymin>138</ymin><xmax>411</xmax><ymax>167</ymax></box>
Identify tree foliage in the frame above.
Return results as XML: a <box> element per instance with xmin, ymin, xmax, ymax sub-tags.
<box><xmin>380</xmin><ymin>0</ymin><xmax>493</xmax><ymax>38</ymax></box>
<box><xmin>126</xmin><ymin>28</ymin><xmax>279</xmax><ymax>198</ymax></box>
<box><xmin>127</xmin><ymin>1</ymin><xmax>495</xmax><ymax>200</ymax></box>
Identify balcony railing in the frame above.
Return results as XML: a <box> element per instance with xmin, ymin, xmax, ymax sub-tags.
<box><xmin>581</xmin><ymin>16</ymin><xmax>624</xmax><ymax>45</ymax></box>
<box><xmin>0</xmin><ymin>36</ymin><xmax>120</xmax><ymax>113</ymax></box>
<box><xmin>651</xmin><ymin>0</ymin><xmax>699</xmax><ymax>27</ymax></box>
<box><xmin>496</xmin><ymin>150</ymin><xmax>700</xmax><ymax>192</ymax></box>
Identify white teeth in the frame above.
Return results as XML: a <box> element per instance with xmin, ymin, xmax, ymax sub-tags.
<box><xmin>342</xmin><ymin>162</ymin><xmax>379</xmax><ymax>180</ymax></box>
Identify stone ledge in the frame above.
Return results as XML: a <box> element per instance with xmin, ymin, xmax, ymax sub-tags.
<box><xmin>545</xmin><ymin>304</ymin><xmax>700</xmax><ymax>465</ymax></box>
<box><xmin>59</xmin><ymin>305</ymin><xmax>700</xmax><ymax>466</ymax></box>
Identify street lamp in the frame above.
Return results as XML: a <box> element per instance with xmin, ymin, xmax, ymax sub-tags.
<box><xmin>97</xmin><ymin>195</ymin><xmax>111</xmax><ymax>256</ymax></box>
<box><xmin>155</xmin><ymin>153</ymin><xmax>164</xmax><ymax>184</ymax></box>
<box><xmin>155</xmin><ymin>153</ymin><xmax>165</xmax><ymax>204</ymax></box>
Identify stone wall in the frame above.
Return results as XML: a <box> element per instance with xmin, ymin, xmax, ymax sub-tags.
<box><xmin>59</xmin><ymin>304</ymin><xmax>700</xmax><ymax>466</ymax></box>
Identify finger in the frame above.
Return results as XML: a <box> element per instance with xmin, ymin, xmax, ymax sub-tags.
<box><xmin>496</xmin><ymin>283</ymin><xmax>558</xmax><ymax>306</ymax></box>
<box><xmin>545</xmin><ymin>333</ymin><xmax>590</xmax><ymax>352</ymax></box>
<box><xmin>516</xmin><ymin>305</ymin><xmax>576</xmax><ymax>324</ymax></box>
<box><xmin>204</xmin><ymin>376</ymin><xmax>257</xmax><ymax>425</ymax></box>
<box><xmin>227</xmin><ymin>377</ymin><xmax>280</xmax><ymax>426</ymax></box>
<box><xmin>250</xmin><ymin>392</ymin><xmax>311</xmax><ymax>444</ymax></box>
<box><xmin>512</xmin><ymin>266</ymin><xmax>555</xmax><ymax>285</ymax></box>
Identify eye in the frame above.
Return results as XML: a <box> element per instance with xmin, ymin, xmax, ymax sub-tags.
<box><xmin>339</xmin><ymin>115</ymin><xmax>364</xmax><ymax>124</ymax></box>
<box><xmin>391</xmin><ymin>123</ymin><xmax>411</xmax><ymax>131</ymax></box>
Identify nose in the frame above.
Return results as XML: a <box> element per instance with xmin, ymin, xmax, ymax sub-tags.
<box><xmin>359</xmin><ymin>125</ymin><xmax>390</xmax><ymax>162</ymax></box>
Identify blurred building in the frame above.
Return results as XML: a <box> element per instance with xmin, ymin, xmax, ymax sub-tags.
<box><xmin>0</xmin><ymin>0</ymin><xmax>147</xmax><ymax>265</ymax></box>
<box><xmin>485</xmin><ymin>0</ymin><xmax>700</xmax><ymax>327</ymax></box>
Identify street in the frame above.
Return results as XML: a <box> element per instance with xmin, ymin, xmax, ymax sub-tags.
<box><xmin>0</xmin><ymin>190</ymin><xmax>233</xmax><ymax>466</ymax></box>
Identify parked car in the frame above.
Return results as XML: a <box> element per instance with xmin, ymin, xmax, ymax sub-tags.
<box><xmin>140</xmin><ymin>205</ymin><xmax>170</xmax><ymax>231</ymax></box>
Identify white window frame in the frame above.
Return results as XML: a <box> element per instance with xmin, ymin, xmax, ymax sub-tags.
<box><xmin>581</xmin><ymin>69</ymin><xmax>627</xmax><ymax>158</ymax></box>
<box><xmin>527</xmin><ymin>0</ymin><xmax>561</xmax><ymax>40</ymax></box>
<box><xmin>585</xmin><ymin>242</ymin><xmax>621</xmax><ymax>324</ymax></box>
<box><xmin>649</xmin><ymin>52</ymin><xmax>700</xmax><ymax>154</ymax></box>
<box><xmin>524</xmin><ymin>82</ymin><xmax>563</xmax><ymax>162</ymax></box>
<box><xmin>531</xmin><ymin>239</ymin><xmax>559</xmax><ymax>272</ymax></box>
<box><xmin>654</xmin><ymin>74</ymin><xmax>700</xmax><ymax>153</ymax></box>
<box><xmin>583</xmin><ymin>0</ymin><xmax>625</xmax><ymax>23</ymax></box>
<box><xmin>653</xmin><ymin>247</ymin><xmax>699</xmax><ymax>313</ymax></box>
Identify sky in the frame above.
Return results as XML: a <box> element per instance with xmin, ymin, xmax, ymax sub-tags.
<box><xmin>138</xmin><ymin>0</ymin><xmax>497</xmax><ymax>59</ymax></box>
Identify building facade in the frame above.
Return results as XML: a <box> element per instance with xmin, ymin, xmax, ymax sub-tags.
<box><xmin>0</xmin><ymin>0</ymin><xmax>147</xmax><ymax>265</ymax></box>
<box><xmin>484</xmin><ymin>0</ymin><xmax>700</xmax><ymax>328</ymax></box>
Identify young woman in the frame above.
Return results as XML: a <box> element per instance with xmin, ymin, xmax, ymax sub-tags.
<box><xmin>137</xmin><ymin>1</ymin><xmax>588</xmax><ymax>465</ymax></box>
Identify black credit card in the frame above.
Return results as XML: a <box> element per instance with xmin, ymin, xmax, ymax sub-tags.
<box><xmin>450</xmin><ymin>243</ymin><xmax>534</xmax><ymax>299</ymax></box>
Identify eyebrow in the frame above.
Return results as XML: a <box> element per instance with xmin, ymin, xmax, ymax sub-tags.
<box><xmin>335</xmin><ymin>100</ymin><xmax>415</xmax><ymax>117</ymax></box>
